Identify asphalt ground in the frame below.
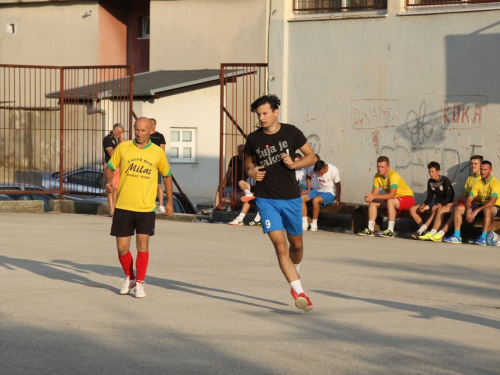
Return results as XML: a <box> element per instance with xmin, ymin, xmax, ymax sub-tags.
<box><xmin>1</xmin><ymin>213</ymin><xmax>499</xmax><ymax>375</ymax></box>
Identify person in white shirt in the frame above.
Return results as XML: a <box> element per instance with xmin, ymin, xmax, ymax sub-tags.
<box><xmin>294</xmin><ymin>153</ymin><xmax>307</xmax><ymax>193</ymax></box>
<box><xmin>301</xmin><ymin>160</ymin><xmax>341</xmax><ymax>232</ymax></box>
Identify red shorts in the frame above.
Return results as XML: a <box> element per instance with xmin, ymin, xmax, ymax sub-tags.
<box><xmin>395</xmin><ymin>196</ymin><xmax>416</xmax><ymax>214</ymax></box>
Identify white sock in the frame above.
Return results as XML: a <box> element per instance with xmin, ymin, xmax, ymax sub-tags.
<box><xmin>430</xmin><ymin>229</ymin><xmax>437</xmax><ymax>235</ymax></box>
<box><xmin>303</xmin><ymin>217</ymin><xmax>308</xmax><ymax>225</ymax></box>
<box><xmin>254</xmin><ymin>212</ymin><xmax>261</xmax><ymax>221</ymax></box>
<box><xmin>244</xmin><ymin>189</ymin><xmax>251</xmax><ymax>196</ymax></box>
<box><xmin>388</xmin><ymin>221</ymin><xmax>395</xmax><ymax>231</ymax></box>
<box><xmin>368</xmin><ymin>221</ymin><xmax>375</xmax><ymax>231</ymax></box>
<box><xmin>293</xmin><ymin>263</ymin><xmax>301</xmax><ymax>274</ymax></box>
<box><xmin>290</xmin><ymin>279</ymin><xmax>304</xmax><ymax>295</ymax></box>
<box><xmin>237</xmin><ymin>213</ymin><xmax>245</xmax><ymax>220</ymax></box>
<box><xmin>312</xmin><ymin>219</ymin><xmax>318</xmax><ymax>226</ymax></box>
<box><xmin>418</xmin><ymin>224</ymin><xmax>428</xmax><ymax>234</ymax></box>
<box><xmin>438</xmin><ymin>230</ymin><xmax>445</xmax><ymax>237</ymax></box>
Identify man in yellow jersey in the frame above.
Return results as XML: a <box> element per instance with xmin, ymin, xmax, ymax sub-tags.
<box><xmin>105</xmin><ymin>117</ymin><xmax>174</xmax><ymax>298</ymax></box>
<box><xmin>444</xmin><ymin>160</ymin><xmax>500</xmax><ymax>245</ymax></box>
<box><xmin>419</xmin><ymin>155</ymin><xmax>483</xmax><ymax>242</ymax></box>
<box><xmin>358</xmin><ymin>156</ymin><xmax>415</xmax><ymax>238</ymax></box>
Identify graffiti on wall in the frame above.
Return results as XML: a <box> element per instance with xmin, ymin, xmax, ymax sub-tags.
<box><xmin>405</xmin><ymin>102</ymin><xmax>435</xmax><ymax>145</ymax></box>
<box><xmin>442</xmin><ymin>95</ymin><xmax>488</xmax><ymax>130</ymax></box>
<box><xmin>352</xmin><ymin>99</ymin><xmax>399</xmax><ymax>129</ymax></box>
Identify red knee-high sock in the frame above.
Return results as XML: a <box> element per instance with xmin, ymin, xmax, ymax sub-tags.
<box><xmin>118</xmin><ymin>251</ymin><xmax>135</xmax><ymax>280</ymax></box>
<box><xmin>136</xmin><ymin>251</ymin><xmax>149</xmax><ymax>283</ymax></box>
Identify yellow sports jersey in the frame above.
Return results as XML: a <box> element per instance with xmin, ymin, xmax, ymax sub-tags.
<box><xmin>373</xmin><ymin>169</ymin><xmax>413</xmax><ymax>198</ymax></box>
<box><xmin>463</xmin><ymin>174</ymin><xmax>481</xmax><ymax>194</ymax></box>
<box><xmin>107</xmin><ymin>139</ymin><xmax>171</xmax><ymax>212</ymax></box>
<box><xmin>469</xmin><ymin>176</ymin><xmax>500</xmax><ymax>205</ymax></box>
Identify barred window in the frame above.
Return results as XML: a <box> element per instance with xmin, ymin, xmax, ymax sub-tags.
<box><xmin>294</xmin><ymin>0</ymin><xmax>387</xmax><ymax>12</ymax></box>
<box><xmin>407</xmin><ymin>0</ymin><xmax>500</xmax><ymax>6</ymax></box>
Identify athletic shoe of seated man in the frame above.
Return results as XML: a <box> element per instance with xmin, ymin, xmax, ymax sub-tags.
<box><xmin>429</xmin><ymin>233</ymin><xmax>443</xmax><ymax>242</ymax></box>
<box><xmin>379</xmin><ymin>229</ymin><xmax>395</xmax><ymax>238</ymax></box>
<box><xmin>419</xmin><ymin>232</ymin><xmax>434</xmax><ymax>241</ymax></box>
<box><xmin>229</xmin><ymin>217</ymin><xmax>244</xmax><ymax>225</ymax></box>
<box><xmin>357</xmin><ymin>228</ymin><xmax>374</xmax><ymax>236</ymax></box>
<box><xmin>309</xmin><ymin>223</ymin><xmax>318</xmax><ymax>232</ymax></box>
<box><xmin>443</xmin><ymin>234</ymin><xmax>462</xmax><ymax>243</ymax></box>
<box><xmin>474</xmin><ymin>236</ymin><xmax>487</xmax><ymax>246</ymax></box>
<box><xmin>410</xmin><ymin>231</ymin><xmax>422</xmax><ymax>240</ymax></box>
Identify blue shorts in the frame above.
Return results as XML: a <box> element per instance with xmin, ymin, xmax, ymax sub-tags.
<box><xmin>471</xmin><ymin>204</ymin><xmax>500</xmax><ymax>217</ymax></box>
<box><xmin>428</xmin><ymin>201</ymin><xmax>439</xmax><ymax>209</ymax></box>
<box><xmin>255</xmin><ymin>197</ymin><xmax>303</xmax><ymax>235</ymax></box>
<box><xmin>308</xmin><ymin>189</ymin><xmax>336</xmax><ymax>208</ymax></box>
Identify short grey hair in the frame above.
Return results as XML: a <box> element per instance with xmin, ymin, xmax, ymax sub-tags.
<box><xmin>113</xmin><ymin>123</ymin><xmax>124</xmax><ymax>130</ymax></box>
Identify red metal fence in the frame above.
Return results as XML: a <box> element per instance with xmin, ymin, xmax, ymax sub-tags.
<box><xmin>218</xmin><ymin>63</ymin><xmax>268</xmax><ymax>210</ymax></box>
<box><xmin>293</xmin><ymin>0</ymin><xmax>387</xmax><ymax>12</ymax></box>
<box><xmin>0</xmin><ymin>64</ymin><xmax>133</xmax><ymax>196</ymax></box>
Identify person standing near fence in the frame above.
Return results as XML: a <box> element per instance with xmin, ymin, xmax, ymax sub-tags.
<box><xmin>102</xmin><ymin>123</ymin><xmax>125</xmax><ymax>217</ymax></box>
<box><xmin>149</xmin><ymin>118</ymin><xmax>167</xmax><ymax>213</ymax></box>
<box><xmin>105</xmin><ymin>117</ymin><xmax>173</xmax><ymax>298</ymax></box>
<box><xmin>244</xmin><ymin>94</ymin><xmax>316</xmax><ymax>312</ymax></box>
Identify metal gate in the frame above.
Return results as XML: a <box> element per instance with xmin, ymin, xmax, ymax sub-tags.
<box><xmin>0</xmin><ymin>64</ymin><xmax>133</xmax><ymax>196</ymax></box>
<box><xmin>218</xmin><ymin>63</ymin><xmax>267</xmax><ymax>209</ymax></box>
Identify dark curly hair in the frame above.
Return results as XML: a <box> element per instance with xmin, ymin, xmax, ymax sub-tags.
<box><xmin>250</xmin><ymin>94</ymin><xmax>281</xmax><ymax>113</ymax></box>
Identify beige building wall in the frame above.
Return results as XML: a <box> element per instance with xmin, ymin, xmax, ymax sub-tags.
<box><xmin>132</xmin><ymin>85</ymin><xmax>221</xmax><ymax>205</ymax></box>
<box><xmin>0</xmin><ymin>1</ymin><xmax>100</xmax><ymax>65</ymax></box>
<box><xmin>150</xmin><ymin>0</ymin><xmax>269</xmax><ymax>70</ymax></box>
<box><xmin>269</xmin><ymin>0</ymin><xmax>500</xmax><ymax>204</ymax></box>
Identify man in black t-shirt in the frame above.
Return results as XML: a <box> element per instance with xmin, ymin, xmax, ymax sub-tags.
<box><xmin>103</xmin><ymin>123</ymin><xmax>125</xmax><ymax>217</ymax></box>
<box><xmin>150</xmin><ymin>118</ymin><xmax>167</xmax><ymax>213</ymax></box>
<box><xmin>244</xmin><ymin>95</ymin><xmax>316</xmax><ymax>312</ymax></box>
<box><xmin>409</xmin><ymin>161</ymin><xmax>454</xmax><ymax>239</ymax></box>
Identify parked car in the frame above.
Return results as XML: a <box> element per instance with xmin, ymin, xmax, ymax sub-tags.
<box><xmin>41</xmin><ymin>167</ymin><xmax>105</xmax><ymax>194</ymax></box>
<box><xmin>0</xmin><ymin>193</ymin><xmax>59</xmax><ymax>212</ymax></box>
<box><xmin>0</xmin><ymin>183</ymin><xmax>46</xmax><ymax>192</ymax></box>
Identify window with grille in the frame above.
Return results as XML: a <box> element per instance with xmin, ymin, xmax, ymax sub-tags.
<box><xmin>407</xmin><ymin>0</ymin><xmax>500</xmax><ymax>6</ymax></box>
<box><xmin>294</xmin><ymin>0</ymin><xmax>387</xmax><ymax>12</ymax></box>
<box><xmin>169</xmin><ymin>128</ymin><xmax>196</xmax><ymax>163</ymax></box>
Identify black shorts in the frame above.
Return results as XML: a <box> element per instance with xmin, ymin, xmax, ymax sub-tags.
<box><xmin>110</xmin><ymin>208</ymin><xmax>156</xmax><ymax>237</ymax></box>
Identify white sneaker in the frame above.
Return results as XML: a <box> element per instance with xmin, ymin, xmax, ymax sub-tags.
<box><xmin>120</xmin><ymin>276</ymin><xmax>136</xmax><ymax>295</ymax></box>
<box><xmin>229</xmin><ymin>218</ymin><xmax>243</xmax><ymax>225</ymax></box>
<box><xmin>135</xmin><ymin>281</ymin><xmax>146</xmax><ymax>298</ymax></box>
<box><xmin>302</xmin><ymin>223</ymin><xmax>308</xmax><ymax>231</ymax></box>
<box><xmin>158</xmin><ymin>206</ymin><xmax>166</xmax><ymax>213</ymax></box>
<box><xmin>310</xmin><ymin>225</ymin><xmax>318</xmax><ymax>232</ymax></box>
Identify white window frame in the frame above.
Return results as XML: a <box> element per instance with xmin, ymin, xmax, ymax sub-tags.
<box><xmin>169</xmin><ymin>128</ymin><xmax>196</xmax><ymax>163</ymax></box>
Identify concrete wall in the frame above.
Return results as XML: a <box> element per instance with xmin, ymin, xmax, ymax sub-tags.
<box><xmin>0</xmin><ymin>2</ymin><xmax>100</xmax><ymax>65</ymax></box>
<box><xmin>150</xmin><ymin>0</ymin><xmax>269</xmax><ymax>70</ymax></box>
<box><xmin>269</xmin><ymin>0</ymin><xmax>500</xmax><ymax>204</ymax></box>
<box><xmin>132</xmin><ymin>85</ymin><xmax>221</xmax><ymax>205</ymax></box>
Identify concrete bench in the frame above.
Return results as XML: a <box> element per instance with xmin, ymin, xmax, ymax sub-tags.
<box><xmin>350</xmin><ymin>204</ymin><xmax>500</xmax><ymax>237</ymax></box>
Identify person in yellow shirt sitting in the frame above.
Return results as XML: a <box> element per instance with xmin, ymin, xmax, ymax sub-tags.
<box><xmin>358</xmin><ymin>156</ymin><xmax>415</xmax><ymax>238</ymax></box>
<box><xmin>444</xmin><ymin>160</ymin><xmax>500</xmax><ymax>246</ymax></box>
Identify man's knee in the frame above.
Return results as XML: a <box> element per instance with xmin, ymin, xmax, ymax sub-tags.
<box><xmin>312</xmin><ymin>197</ymin><xmax>322</xmax><ymax>206</ymax></box>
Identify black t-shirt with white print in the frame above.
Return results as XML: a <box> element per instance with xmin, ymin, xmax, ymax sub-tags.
<box><xmin>244</xmin><ymin>123</ymin><xmax>307</xmax><ymax>200</ymax></box>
